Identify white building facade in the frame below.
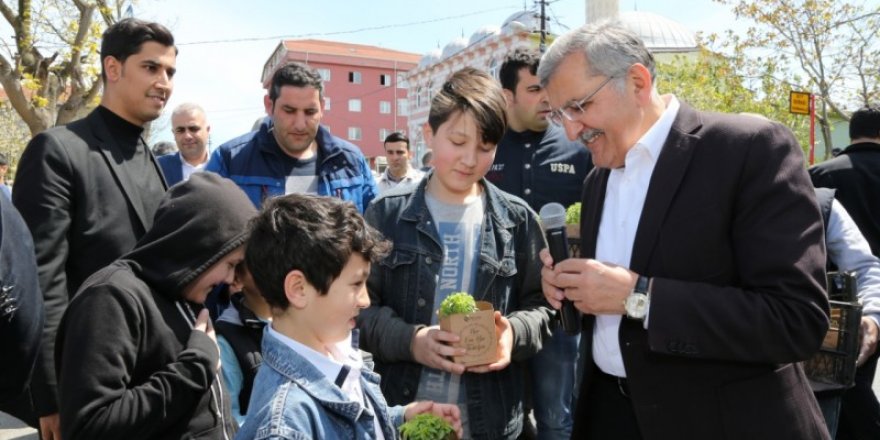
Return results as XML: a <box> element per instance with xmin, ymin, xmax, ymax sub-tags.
<box><xmin>405</xmin><ymin>4</ymin><xmax>699</xmax><ymax>160</ymax></box>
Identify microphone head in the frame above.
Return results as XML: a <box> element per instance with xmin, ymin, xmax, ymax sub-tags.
<box><xmin>539</xmin><ymin>202</ymin><xmax>567</xmax><ymax>230</ymax></box>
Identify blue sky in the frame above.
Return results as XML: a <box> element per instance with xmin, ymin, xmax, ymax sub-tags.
<box><xmin>137</xmin><ymin>0</ymin><xmax>739</xmax><ymax>146</ymax></box>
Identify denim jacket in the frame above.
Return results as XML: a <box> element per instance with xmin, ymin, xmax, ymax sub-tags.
<box><xmin>235</xmin><ymin>329</ymin><xmax>404</xmax><ymax>440</ymax></box>
<box><xmin>359</xmin><ymin>176</ymin><xmax>552</xmax><ymax>440</ymax></box>
<box><xmin>206</xmin><ymin>120</ymin><xmax>377</xmax><ymax>212</ymax></box>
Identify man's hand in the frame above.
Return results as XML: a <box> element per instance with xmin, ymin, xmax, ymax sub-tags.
<box><xmin>468</xmin><ymin>311</ymin><xmax>513</xmax><ymax>373</ymax></box>
<box><xmin>39</xmin><ymin>413</ymin><xmax>61</xmax><ymax>440</ymax></box>
<box><xmin>540</xmin><ymin>248</ymin><xmax>637</xmax><ymax>315</ymax></box>
<box><xmin>403</xmin><ymin>401</ymin><xmax>463</xmax><ymax>438</ymax></box>
<box><xmin>411</xmin><ymin>326</ymin><xmax>466</xmax><ymax>375</ymax></box>
<box><xmin>194</xmin><ymin>309</ymin><xmax>221</xmax><ymax>371</ymax></box>
<box><xmin>858</xmin><ymin>317</ymin><xmax>879</xmax><ymax>367</ymax></box>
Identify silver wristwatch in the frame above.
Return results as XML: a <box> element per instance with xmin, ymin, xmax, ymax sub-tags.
<box><xmin>624</xmin><ymin>276</ymin><xmax>651</xmax><ymax>320</ymax></box>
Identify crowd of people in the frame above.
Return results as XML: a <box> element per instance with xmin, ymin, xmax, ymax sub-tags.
<box><xmin>0</xmin><ymin>14</ymin><xmax>878</xmax><ymax>440</ymax></box>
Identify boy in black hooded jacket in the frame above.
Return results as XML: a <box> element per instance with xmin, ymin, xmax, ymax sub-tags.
<box><xmin>55</xmin><ymin>173</ymin><xmax>256</xmax><ymax>440</ymax></box>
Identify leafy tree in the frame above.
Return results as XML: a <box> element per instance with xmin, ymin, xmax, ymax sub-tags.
<box><xmin>656</xmin><ymin>48</ymin><xmax>811</xmax><ymax>154</ymax></box>
<box><xmin>712</xmin><ymin>0</ymin><xmax>880</xmax><ymax>159</ymax></box>
<box><xmin>0</xmin><ymin>99</ymin><xmax>32</xmax><ymax>178</ymax></box>
<box><xmin>0</xmin><ymin>0</ymin><xmax>130</xmax><ymax>136</ymax></box>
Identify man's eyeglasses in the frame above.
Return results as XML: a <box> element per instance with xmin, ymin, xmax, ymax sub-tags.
<box><xmin>548</xmin><ymin>75</ymin><xmax>617</xmax><ymax>127</ymax></box>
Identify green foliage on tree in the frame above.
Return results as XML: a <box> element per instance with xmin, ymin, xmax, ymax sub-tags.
<box><xmin>710</xmin><ymin>0</ymin><xmax>880</xmax><ymax>159</ymax></box>
<box><xmin>0</xmin><ymin>100</ymin><xmax>34</xmax><ymax>179</ymax></box>
<box><xmin>0</xmin><ymin>0</ymin><xmax>132</xmax><ymax>136</ymax></box>
<box><xmin>655</xmin><ymin>48</ymin><xmax>810</xmax><ymax>154</ymax></box>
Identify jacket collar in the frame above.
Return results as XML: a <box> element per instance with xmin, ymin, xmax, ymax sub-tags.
<box><xmin>582</xmin><ymin>102</ymin><xmax>701</xmax><ymax>273</ymax></box>
<box><xmin>257</xmin><ymin>122</ymin><xmax>344</xmax><ymax>165</ymax></box>
<box><xmin>842</xmin><ymin>141</ymin><xmax>880</xmax><ymax>155</ymax></box>
<box><xmin>399</xmin><ymin>172</ymin><xmax>523</xmax><ymax>230</ymax></box>
<box><xmin>88</xmin><ymin>108</ymin><xmax>167</xmax><ymax>230</ymax></box>
<box><xmin>261</xmin><ymin>328</ymin><xmax>383</xmax><ymax>422</ymax></box>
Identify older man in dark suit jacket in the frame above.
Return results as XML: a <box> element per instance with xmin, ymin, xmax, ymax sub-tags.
<box><xmin>537</xmin><ymin>22</ymin><xmax>830</xmax><ymax>440</ymax></box>
<box><xmin>12</xmin><ymin>19</ymin><xmax>175</xmax><ymax>438</ymax></box>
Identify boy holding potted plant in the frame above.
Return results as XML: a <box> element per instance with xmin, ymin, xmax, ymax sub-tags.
<box><xmin>236</xmin><ymin>194</ymin><xmax>461</xmax><ymax>439</ymax></box>
<box><xmin>359</xmin><ymin>67</ymin><xmax>553</xmax><ymax>439</ymax></box>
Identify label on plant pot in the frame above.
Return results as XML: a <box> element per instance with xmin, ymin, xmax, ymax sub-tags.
<box><xmin>439</xmin><ymin>301</ymin><xmax>497</xmax><ymax>367</ymax></box>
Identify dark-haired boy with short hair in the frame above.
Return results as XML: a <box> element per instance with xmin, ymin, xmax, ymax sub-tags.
<box><xmin>216</xmin><ymin>262</ymin><xmax>271</xmax><ymax>426</ymax></box>
<box><xmin>237</xmin><ymin>194</ymin><xmax>461</xmax><ymax>440</ymax></box>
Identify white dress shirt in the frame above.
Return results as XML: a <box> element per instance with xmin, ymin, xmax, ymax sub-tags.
<box><xmin>376</xmin><ymin>167</ymin><xmax>425</xmax><ymax>194</ymax></box>
<box><xmin>593</xmin><ymin>96</ymin><xmax>680</xmax><ymax>378</ymax></box>
<box><xmin>180</xmin><ymin>152</ymin><xmax>208</xmax><ymax>182</ymax></box>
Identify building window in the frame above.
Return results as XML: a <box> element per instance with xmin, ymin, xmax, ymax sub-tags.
<box><xmin>380</xmin><ymin>74</ymin><xmax>391</xmax><ymax>86</ymax></box>
<box><xmin>396</xmin><ymin>72</ymin><xmax>408</xmax><ymax>89</ymax></box>
<box><xmin>379</xmin><ymin>128</ymin><xmax>392</xmax><ymax>142</ymax></box>
<box><xmin>317</xmin><ymin>68</ymin><xmax>331</xmax><ymax>81</ymax></box>
<box><xmin>349</xmin><ymin>71</ymin><xmax>361</xmax><ymax>84</ymax></box>
<box><xmin>424</xmin><ymin>82</ymin><xmax>433</xmax><ymax>107</ymax></box>
<box><xmin>488</xmin><ymin>58</ymin><xmax>499</xmax><ymax>80</ymax></box>
<box><xmin>348</xmin><ymin>127</ymin><xmax>362</xmax><ymax>141</ymax></box>
<box><xmin>397</xmin><ymin>98</ymin><xmax>409</xmax><ymax>116</ymax></box>
<box><xmin>379</xmin><ymin>101</ymin><xmax>391</xmax><ymax>114</ymax></box>
<box><xmin>348</xmin><ymin>99</ymin><xmax>361</xmax><ymax>112</ymax></box>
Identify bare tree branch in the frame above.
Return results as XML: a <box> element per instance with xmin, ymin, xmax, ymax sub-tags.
<box><xmin>0</xmin><ymin>1</ymin><xmax>16</xmax><ymax>27</ymax></box>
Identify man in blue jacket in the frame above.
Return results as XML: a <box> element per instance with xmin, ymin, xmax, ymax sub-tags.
<box><xmin>206</xmin><ymin>63</ymin><xmax>376</xmax><ymax>211</ymax></box>
<box><xmin>158</xmin><ymin>102</ymin><xmax>211</xmax><ymax>186</ymax></box>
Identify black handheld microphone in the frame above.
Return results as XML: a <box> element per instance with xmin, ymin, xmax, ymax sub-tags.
<box><xmin>539</xmin><ymin>203</ymin><xmax>581</xmax><ymax>335</ymax></box>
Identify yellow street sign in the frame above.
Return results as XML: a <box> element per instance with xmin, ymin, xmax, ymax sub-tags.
<box><xmin>790</xmin><ymin>91</ymin><xmax>811</xmax><ymax>115</ymax></box>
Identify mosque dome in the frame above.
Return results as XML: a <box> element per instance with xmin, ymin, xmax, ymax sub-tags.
<box><xmin>418</xmin><ymin>48</ymin><xmax>442</xmax><ymax>68</ymax></box>
<box><xmin>469</xmin><ymin>25</ymin><xmax>500</xmax><ymax>46</ymax></box>
<box><xmin>619</xmin><ymin>11</ymin><xmax>698</xmax><ymax>51</ymax></box>
<box><xmin>501</xmin><ymin>10</ymin><xmax>547</xmax><ymax>34</ymax></box>
<box><xmin>441</xmin><ymin>37</ymin><xmax>468</xmax><ymax>59</ymax></box>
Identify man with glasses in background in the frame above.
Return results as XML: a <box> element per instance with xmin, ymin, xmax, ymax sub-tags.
<box><xmin>158</xmin><ymin>103</ymin><xmax>211</xmax><ymax>186</ymax></box>
<box><xmin>538</xmin><ymin>21</ymin><xmax>830</xmax><ymax>440</ymax></box>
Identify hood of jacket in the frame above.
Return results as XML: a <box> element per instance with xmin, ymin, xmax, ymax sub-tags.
<box><xmin>124</xmin><ymin>172</ymin><xmax>257</xmax><ymax>300</ymax></box>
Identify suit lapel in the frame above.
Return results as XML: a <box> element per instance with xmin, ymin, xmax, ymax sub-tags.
<box><xmin>581</xmin><ymin>169</ymin><xmax>609</xmax><ymax>259</ymax></box>
<box><xmin>89</xmin><ymin>110</ymin><xmax>154</xmax><ymax>230</ymax></box>
<box><xmin>629</xmin><ymin>103</ymin><xmax>702</xmax><ymax>272</ymax></box>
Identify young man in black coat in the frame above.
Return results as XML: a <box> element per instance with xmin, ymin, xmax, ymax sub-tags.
<box><xmin>12</xmin><ymin>19</ymin><xmax>176</xmax><ymax>437</ymax></box>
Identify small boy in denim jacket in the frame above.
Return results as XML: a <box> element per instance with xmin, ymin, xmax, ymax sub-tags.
<box><xmin>359</xmin><ymin>68</ymin><xmax>553</xmax><ymax>439</ymax></box>
<box><xmin>236</xmin><ymin>194</ymin><xmax>461</xmax><ymax>440</ymax></box>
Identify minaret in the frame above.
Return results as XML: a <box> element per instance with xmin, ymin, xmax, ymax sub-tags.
<box><xmin>585</xmin><ymin>0</ymin><xmax>619</xmax><ymax>23</ymax></box>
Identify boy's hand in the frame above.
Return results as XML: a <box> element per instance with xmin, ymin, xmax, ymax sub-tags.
<box><xmin>403</xmin><ymin>401</ymin><xmax>463</xmax><ymax>438</ymax></box>
<box><xmin>412</xmin><ymin>325</ymin><xmax>466</xmax><ymax>375</ymax></box>
<box><xmin>467</xmin><ymin>311</ymin><xmax>512</xmax><ymax>374</ymax></box>
<box><xmin>194</xmin><ymin>308</ymin><xmax>221</xmax><ymax>371</ymax></box>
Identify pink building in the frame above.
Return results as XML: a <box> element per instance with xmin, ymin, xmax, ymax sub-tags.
<box><xmin>262</xmin><ymin>39</ymin><xmax>421</xmax><ymax>162</ymax></box>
